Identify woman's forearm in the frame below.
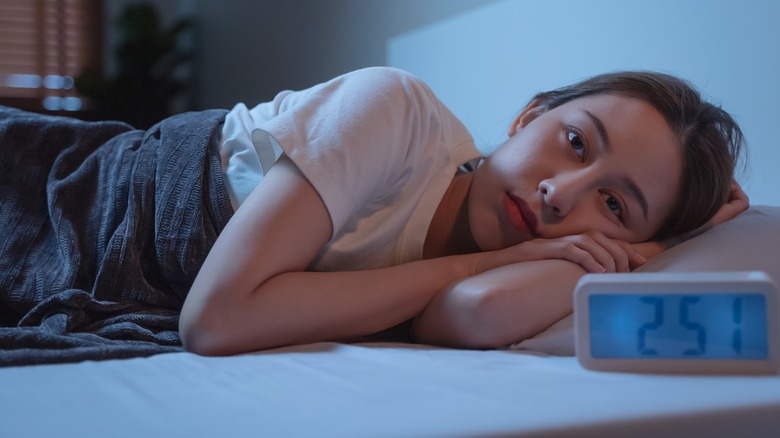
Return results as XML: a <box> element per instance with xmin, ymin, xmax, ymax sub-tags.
<box><xmin>181</xmin><ymin>252</ymin><xmax>479</xmax><ymax>356</ymax></box>
<box><xmin>411</xmin><ymin>259</ymin><xmax>587</xmax><ymax>349</ymax></box>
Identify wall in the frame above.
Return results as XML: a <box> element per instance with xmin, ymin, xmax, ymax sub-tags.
<box><xmin>191</xmin><ymin>0</ymin><xmax>497</xmax><ymax>108</ymax></box>
<box><xmin>388</xmin><ymin>0</ymin><xmax>780</xmax><ymax>206</ymax></box>
<box><xmin>102</xmin><ymin>0</ymin><xmax>495</xmax><ymax>114</ymax></box>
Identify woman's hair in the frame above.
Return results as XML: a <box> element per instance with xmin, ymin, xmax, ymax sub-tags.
<box><xmin>529</xmin><ymin>71</ymin><xmax>746</xmax><ymax>240</ymax></box>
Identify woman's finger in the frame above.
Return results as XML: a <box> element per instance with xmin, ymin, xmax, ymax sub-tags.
<box><xmin>592</xmin><ymin>232</ymin><xmax>641</xmax><ymax>273</ymax></box>
<box><xmin>544</xmin><ymin>234</ymin><xmax>616</xmax><ymax>273</ymax></box>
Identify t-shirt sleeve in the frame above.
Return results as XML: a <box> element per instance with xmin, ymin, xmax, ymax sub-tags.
<box><xmin>256</xmin><ymin>67</ymin><xmax>456</xmax><ymax>236</ymax></box>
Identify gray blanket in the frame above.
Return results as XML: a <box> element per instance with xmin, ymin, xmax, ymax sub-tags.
<box><xmin>0</xmin><ymin>106</ymin><xmax>232</xmax><ymax>366</ymax></box>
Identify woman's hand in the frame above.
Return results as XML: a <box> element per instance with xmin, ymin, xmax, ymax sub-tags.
<box><xmin>517</xmin><ymin>232</ymin><xmax>647</xmax><ymax>273</ymax></box>
<box><xmin>711</xmin><ymin>180</ymin><xmax>750</xmax><ymax>226</ymax></box>
<box><xmin>473</xmin><ymin>231</ymin><xmax>647</xmax><ymax>276</ymax></box>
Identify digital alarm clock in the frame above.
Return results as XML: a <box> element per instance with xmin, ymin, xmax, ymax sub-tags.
<box><xmin>574</xmin><ymin>271</ymin><xmax>779</xmax><ymax>374</ymax></box>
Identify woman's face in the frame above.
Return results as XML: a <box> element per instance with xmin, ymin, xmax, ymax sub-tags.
<box><xmin>468</xmin><ymin>94</ymin><xmax>682</xmax><ymax>251</ymax></box>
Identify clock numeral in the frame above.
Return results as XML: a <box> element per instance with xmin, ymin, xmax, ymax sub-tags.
<box><xmin>637</xmin><ymin>296</ymin><xmax>709</xmax><ymax>356</ymax></box>
<box><xmin>638</xmin><ymin>297</ymin><xmax>662</xmax><ymax>356</ymax></box>
<box><xmin>680</xmin><ymin>297</ymin><xmax>705</xmax><ymax>356</ymax></box>
<box><xmin>732</xmin><ymin>298</ymin><xmax>742</xmax><ymax>354</ymax></box>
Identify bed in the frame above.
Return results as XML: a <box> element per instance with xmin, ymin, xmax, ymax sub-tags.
<box><xmin>2</xmin><ymin>340</ymin><xmax>779</xmax><ymax>438</ymax></box>
<box><xmin>1</xmin><ymin>107</ymin><xmax>779</xmax><ymax>437</ymax></box>
<box><xmin>2</xmin><ymin>209</ymin><xmax>780</xmax><ymax>436</ymax></box>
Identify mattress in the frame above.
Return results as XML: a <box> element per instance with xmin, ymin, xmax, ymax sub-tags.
<box><xmin>1</xmin><ymin>342</ymin><xmax>778</xmax><ymax>438</ymax></box>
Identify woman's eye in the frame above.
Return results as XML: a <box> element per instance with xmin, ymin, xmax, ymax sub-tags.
<box><xmin>604</xmin><ymin>195</ymin><xmax>625</xmax><ymax>222</ymax></box>
<box><xmin>567</xmin><ymin>130</ymin><xmax>586</xmax><ymax>161</ymax></box>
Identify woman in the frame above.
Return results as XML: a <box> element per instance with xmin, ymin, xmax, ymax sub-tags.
<box><xmin>0</xmin><ymin>67</ymin><xmax>747</xmax><ymax>365</ymax></box>
<box><xmin>179</xmin><ymin>67</ymin><xmax>748</xmax><ymax>355</ymax></box>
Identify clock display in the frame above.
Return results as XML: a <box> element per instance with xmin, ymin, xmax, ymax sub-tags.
<box><xmin>574</xmin><ymin>272</ymin><xmax>779</xmax><ymax>374</ymax></box>
<box><xmin>588</xmin><ymin>293</ymin><xmax>768</xmax><ymax>359</ymax></box>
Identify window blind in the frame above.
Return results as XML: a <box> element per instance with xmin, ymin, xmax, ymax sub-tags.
<box><xmin>0</xmin><ymin>0</ymin><xmax>101</xmax><ymax>111</ymax></box>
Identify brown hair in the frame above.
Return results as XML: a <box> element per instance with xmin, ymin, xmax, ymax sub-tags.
<box><xmin>529</xmin><ymin>71</ymin><xmax>745</xmax><ymax>240</ymax></box>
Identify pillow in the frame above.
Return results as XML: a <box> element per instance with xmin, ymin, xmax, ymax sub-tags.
<box><xmin>509</xmin><ymin>205</ymin><xmax>780</xmax><ymax>356</ymax></box>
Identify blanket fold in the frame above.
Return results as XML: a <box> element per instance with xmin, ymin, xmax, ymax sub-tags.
<box><xmin>0</xmin><ymin>106</ymin><xmax>232</xmax><ymax>366</ymax></box>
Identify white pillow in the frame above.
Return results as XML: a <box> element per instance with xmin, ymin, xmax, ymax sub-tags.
<box><xmin>509</xmin><ymin>205</ymin><xmax>780</xmax><ymax>356</ymax></box>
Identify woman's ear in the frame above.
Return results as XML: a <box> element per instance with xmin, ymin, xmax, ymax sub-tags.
<box><xmin>508</xmin><ymin>100</ymin><xmax>545</xmax><ymax>136</ymax></box>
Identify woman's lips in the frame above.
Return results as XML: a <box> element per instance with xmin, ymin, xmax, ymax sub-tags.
<box><xmin>503</xmin><ymin>193</ymin><xmax>538</xmax><ymax>237</ymax></box>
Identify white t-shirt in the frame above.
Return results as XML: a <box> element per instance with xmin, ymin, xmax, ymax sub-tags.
<box><xmin>219</xmin><ymin>67</ymin><xmax>480</xmax><ymax>271</ymax></box>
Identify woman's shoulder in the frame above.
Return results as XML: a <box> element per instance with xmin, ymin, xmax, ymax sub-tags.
<box><xmin>331</xmin><ymin>67</ymin><xmax>437</xmax><ymax>105</ymax></box>
<box><xmin>341</xmin><ymin>66</ymin><xmax>424</xmax><ymax>84</ymax></box>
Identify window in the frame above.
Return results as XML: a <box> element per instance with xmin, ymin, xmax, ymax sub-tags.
<box><xmin>0</xmin><ymin>0</ymin><xmax>101</xmax><ymax>113</ymax></box>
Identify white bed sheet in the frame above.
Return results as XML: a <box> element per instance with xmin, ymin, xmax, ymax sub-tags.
<box><xmin>1</xmin><ymin>342</ymin><xmax>779</xmax><ymax>438</ymax></box>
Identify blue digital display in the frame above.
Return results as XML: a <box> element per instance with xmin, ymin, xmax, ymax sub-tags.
<box><xmin>589</xmin><ymin>294</ymin><xmax>768</xmax><ymax>359</ymax></box>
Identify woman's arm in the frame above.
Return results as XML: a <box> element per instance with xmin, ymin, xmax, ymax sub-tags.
<box><xmin>410</xmin><ymin>233</ymin><xmax>642</xmax><ymax>349</ymax></box>
<box><xmin>411</xmin><ymin>259</ymin><xmax>586</xmax><ymax>349</ymax></box>
<box><xmin>410</xmin><ymin>235</ymin><xmax>648</xmax><ymax>349</ymax></box>
<box><xmin>180</xmin><ymin>155</ymin><xmax>491</xmax><ymax>356</ymax></box>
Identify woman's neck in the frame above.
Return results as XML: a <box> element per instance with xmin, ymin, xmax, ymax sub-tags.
<box><xmin>423</xmin><ymin>171</ymin><xmax>480</xmax><ymax>259</ymax></box>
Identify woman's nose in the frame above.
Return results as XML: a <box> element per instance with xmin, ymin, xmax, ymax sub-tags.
<box><xmin>538</xmin><ymin>175</ymin><xmax>583</xmax><ymax>216</ymax></box>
